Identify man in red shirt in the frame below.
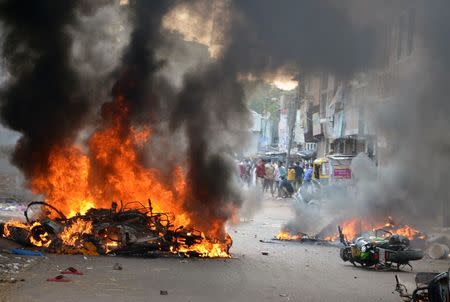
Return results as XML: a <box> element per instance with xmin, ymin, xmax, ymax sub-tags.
<box><xmin>255</xmin><ymin>159</ymin><xmax>266</xmax><ymax>189</ymax></box>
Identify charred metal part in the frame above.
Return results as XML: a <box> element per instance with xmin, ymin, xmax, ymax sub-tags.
<box><xmin>3</xmin><ymin>201</ymin><xmax>232</xmax><ymax>258</ymax></box>
<box><xmin>25</xmin><ymin>201</ymin><xmax>67</xmax><ymax>223</ymax></box>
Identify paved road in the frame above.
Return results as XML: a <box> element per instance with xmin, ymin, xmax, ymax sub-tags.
<box><xmin>2</xmin><ymin>196</ymin><xmax>449</xmax><ymax>302</ymax></box>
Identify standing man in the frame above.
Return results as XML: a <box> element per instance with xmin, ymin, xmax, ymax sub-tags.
<box><xmin>303</xmin><ymin>164</ymin><xmax>313</xmax><ymax>184</ymax></box>
<box><xmin>278</xmin><ymin>161</ymin><xmax>287</xmax><ymax>180</ymax></box>
<box><xmin>278</xmin><ymin>162</ymin><xmax>287</xmax><ymax>198</ymax></box>
<box><xmin>255</xmin><ymin>159</ymin><xmax>266</xmax><ymax>189</ymax></box>
<box><xmin>287</xmin><ymin>165</ymin><xmax>296</xmax><ymax>186</ymax></box>
<box><xmin>264</xmin><ymin>161</ymin><xmax>275</xmax><ymax>197</ymax></box>
<box><xmin>294</xmin><ymin>162</ymin><xmax>304</xmax><ymax>190</ymax></box>
<box><xmin>273</xmin><ymin>161</ymin><xmax>280</xmax><ymax>197</ymax></box>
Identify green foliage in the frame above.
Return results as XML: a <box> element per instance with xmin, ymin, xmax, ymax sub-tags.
<box><xmin>243</xmin><ymin>80</ymin><xmax>283</xmax><ymax>120</ymax></box>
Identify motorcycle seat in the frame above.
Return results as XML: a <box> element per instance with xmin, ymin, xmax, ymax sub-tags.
<box><xmin>415</xmin><ymin>272</ymin><xmax>441</xmax><ymax>285</ymax></box>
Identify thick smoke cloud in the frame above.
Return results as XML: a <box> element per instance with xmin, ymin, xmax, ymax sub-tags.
<box><xmin>170</xmin><ymin>61</ymin><xmax>250</xmax><ymax>234</ymax></box>
<box><xmin>227</xmin><ymin>0</ymin><xmax>379</xmax><ymax>76</ymax></box>
<box><xmin>0</xmin><ymin>1</ymin><xmax>90</xmax><ymax>180</ymax></box>
<box><xmin>278</xmin><ymin>0</ymin><xmax>450</xmax><ymax>232</ymax></box>
<box><xmin>372</xmin><ymin>1</ymin><xmax>450</xmax><ymax>225</ymax></box>
<box><xmin>111</xmin><ymin>0</ymin><xmax>176</xmax><ymax>125</ymax></box>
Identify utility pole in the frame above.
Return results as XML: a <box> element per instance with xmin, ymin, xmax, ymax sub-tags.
<box><xmin>286</xmin><ymin>73</ymin><xmax>305</xmax><ymax>167</ymax></box>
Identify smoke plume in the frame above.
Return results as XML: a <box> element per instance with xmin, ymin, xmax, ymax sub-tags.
<box><xmin>0</xmin><ymin>1</ymin><xmax>91</xmax><ymax>181</ymax></box>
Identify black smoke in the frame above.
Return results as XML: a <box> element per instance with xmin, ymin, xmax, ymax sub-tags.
<box><xmin>0</xmin><ymin>1</ymin><xmax>89</xmax><ymax>180</ymax></box>
<box><xmin>111</xmin><ymin>0</ymin><xmax>175</xmax><ymax>125</ymax></box>
<box><xmin>227</xmin><ymin>0</ymin><xmax>380</xmax><ymax>76</ymax></box>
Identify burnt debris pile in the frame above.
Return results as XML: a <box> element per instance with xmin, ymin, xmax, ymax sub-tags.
<box><xmin>1</xmin><ymin>200</ymin><xmax>232</xmax><ymax>258</ymax></box>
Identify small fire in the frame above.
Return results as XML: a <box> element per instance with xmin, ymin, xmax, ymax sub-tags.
<box><xmin>3</xmin><ymin>221</ymin><xmax>52</xmax><ymax>248</ymax></box>
<box><xmin>3</xmin><ymin>220</ymin><xmax>28</xmax><ymax>238</ymax></box>
<box><xmin>174</xmin><ymin>233</ymin><xmax>232</xmax><ymax>258</ymax></box>
<box><xmin>276</xmin><ymin>216</ymin><xmax>426</xmax><ymax>243</ymax></box>
<box><xmin>325</xmin><ymin>217</ymin><xmax>426</xmax><ymax>242</ymax></box>
<box><xmin>60</xmin><ymin>219</ymin><xmax>93</xmax><ymax>247</ymax></box>
<box><xmin>276</xmin><ymin>231</ymin><xmax>303</xmax><ymax>241</ymax></box>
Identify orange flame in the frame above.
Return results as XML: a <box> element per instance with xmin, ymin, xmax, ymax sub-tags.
<box><xmin>25</xmin><ymin>93</ymin><xmax>231</xmax><ymax>256</ymax></box>
<box><xmin>325</xmin><ymin>217</ymin><xmax>425</xmax><ymax>241</ymax></box>
<box><xmin>276</xmin><ymin>231</ymin><xmax>303</xmax><ymax>241</ymax></box>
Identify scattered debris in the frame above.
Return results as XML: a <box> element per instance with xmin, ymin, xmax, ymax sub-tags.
<box><xmin>47</xmin><ymin>275</ymin><xmax>71</xmax><ymax>282</ymax></box>
<box><xmin>10</xmin><ymin>248</ymin><xmax>43</xmax><ymax>257</ymax></box>
<box><xmin>113</xmin><ymin>263</ymin><xmax>122</xmax><ymax>270</ymax></box>
<box><xmin>261</xmin><ymin>251</ymin><xmax>269</xmax><ymax>256</ymax></box>
<box><xmin>279</xmin><ymin>293</ymin><xmax>288</xmax><ymax>297</ymax></box>
<box><xmin>160</xmin><ymin>290</ymin><xmax>168</xmax><ymax>295</ymax></box>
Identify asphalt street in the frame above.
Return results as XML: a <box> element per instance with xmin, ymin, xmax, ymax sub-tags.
<box><xmin>1</xmin><ymin>196</ymin><xmax>449</xmax><ymax>302</ymax></box>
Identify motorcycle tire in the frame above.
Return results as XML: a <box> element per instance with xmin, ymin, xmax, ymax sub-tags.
<box><xmin>388</xmin><ymin>249</ymin><xmax>424</xmax><ymax>264</ymax></box>
<box><xmin>340</xmin><ymin>247</ymin><xmax>351</xmax><ymax>262</ymax></box>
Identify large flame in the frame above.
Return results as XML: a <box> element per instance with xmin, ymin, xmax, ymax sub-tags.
<box><xmin>31</xmin><ymin>96</ymin><xmax>188</xmax><ymax>223</ymax></box>
<box><xmin>18</xmin><ymin>91</ymin><xmax>231</xmax><ymax>256</ymax></box>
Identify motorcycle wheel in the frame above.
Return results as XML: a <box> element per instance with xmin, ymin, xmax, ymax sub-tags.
<box><xmin>388</xmin><ymin>249</ymin><xmax>424</xmax><ymax>264</ymax></box>
<box><xmin>340</xmin><ymin>247</ymin><xmax>352</xmax><ymax>262</ymax></box>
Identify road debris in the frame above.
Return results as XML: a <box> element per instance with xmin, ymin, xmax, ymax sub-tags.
<box><xmin>160</xmin><ymin>290</ymin><xmax>168</xmax><ymax>295</ymax></box>
<box><xmin>47</xmin><ymin>275</ymin><xmax>71</xmax><ymax>282</ymax></box>
<box><xmin>113</xmin><ymin>263</ymin><xmax>123</xmax><ymax>270</ymax></box>
<box><xmin>10</xmin><ymin>248</ymin><xmax>43</xmax><ymax>256</ymax></box>
<box><xmin>261</xmin><ymin>251</ymin><xmax>269</xmax><ymax>255</ymax></box>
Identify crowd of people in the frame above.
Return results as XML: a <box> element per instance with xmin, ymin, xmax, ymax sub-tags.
<box><xmin>237</xmin><ymin>158</ymin><xmax>314</xmax><ymax>199</ymax></box>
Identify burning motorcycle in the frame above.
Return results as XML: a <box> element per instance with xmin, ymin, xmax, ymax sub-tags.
<box><xmin>338</xmin><ymin>226</ymin><xmax>424</xmax><ymax>270</ymax></box>
<box><xmin>395</xmin><ymin>270</ymin><xmax>450</xmax><ymax>301</ymax></box>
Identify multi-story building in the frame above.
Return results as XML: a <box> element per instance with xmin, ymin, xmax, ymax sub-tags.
<box><xmin>297</xmin><ymin>3</ymin><xmax>419</xmax><ymax>165</ymax></box>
